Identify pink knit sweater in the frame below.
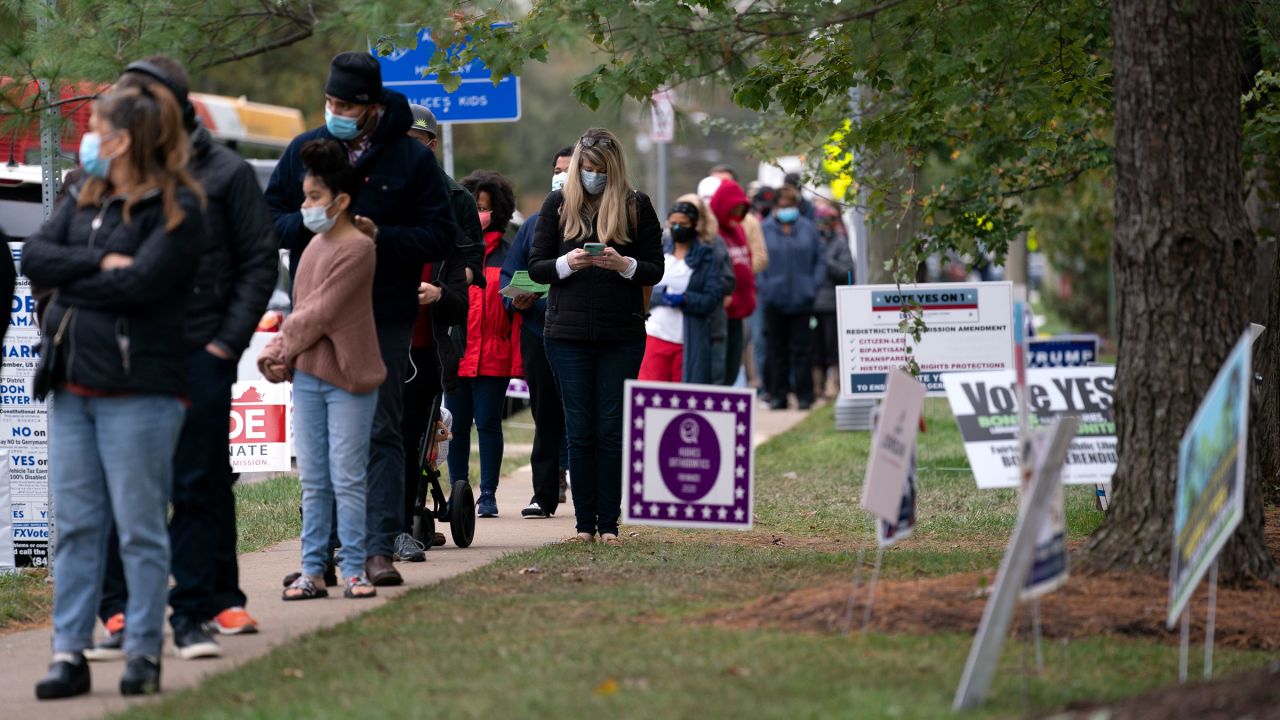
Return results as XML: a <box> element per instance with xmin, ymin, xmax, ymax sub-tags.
<box><xmin>258</xmin><ymin>229</ymin><xmax>386</xmax><ymax>394</ymax></box>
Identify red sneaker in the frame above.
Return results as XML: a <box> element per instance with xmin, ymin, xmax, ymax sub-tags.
<box><xmin>210</xmin><ymin>607</ymin><xmax>259</xmax><ymax>635</ymax></box>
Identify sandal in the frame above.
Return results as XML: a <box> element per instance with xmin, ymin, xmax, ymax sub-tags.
<box><xmin>600</xmin><ymin>533</ymin><xmax>621</xmax><ymax>546</ymax></box>
<box><xmin>282</xmin><ymin>574</ymin><xmax>328</xmax><ymax>601</ymax></box>
<box><xmin>562</xmin><ymin>532</ymin><xmax>595</xmax><ymax>544</ymax></box>
<box><xmin>344</xmin><ymin>575</ymin><xmax>378</xmax><ymax>599</ymax></box>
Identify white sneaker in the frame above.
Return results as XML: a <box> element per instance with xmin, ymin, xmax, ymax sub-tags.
<box><xmin>521</xmin><ymin>501</ymin><xmax>550</xmax><ymax>518</ymax></box>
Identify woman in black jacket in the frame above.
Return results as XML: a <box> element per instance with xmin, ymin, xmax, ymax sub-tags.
<box><xmin>528</xmin><ymin>129</ymin><xmax>664</xmax><ymax>544</ymax></box>
<box><xmin>23</xmin><ymin>85</ymin><xmax>205</xmax><ymax>699</ymax></box>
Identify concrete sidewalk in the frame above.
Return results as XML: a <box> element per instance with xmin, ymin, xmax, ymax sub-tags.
<box><xmin>0</xmin><ymin>403</ymin><xmax>809</xmax><ymax>719</ymax></box>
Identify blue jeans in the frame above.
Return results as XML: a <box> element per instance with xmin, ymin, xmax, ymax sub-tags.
<box><xmin>49</xmin><ymin>392</ymin><xmax>185</xmax><ymax>657</ymax></box>
<box><xmin>544</xmin><ymin>337</ymin><xmax>645</xmax><ymax>536</ymax></box>
<box><xmin>293</xmin><ymin>371</ymin><xmax>377</xmax><ymax>582</ymax></box>
<box><xmin>445</xmin><ymin>376</ymin><xmax>509</xmax><ymax>496</ymax></box>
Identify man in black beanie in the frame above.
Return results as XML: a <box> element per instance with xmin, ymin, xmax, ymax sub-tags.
<box><xmin>266</xmin><ymin>51</ymin><xmax>457</xmax><ymax>588</ymax></box>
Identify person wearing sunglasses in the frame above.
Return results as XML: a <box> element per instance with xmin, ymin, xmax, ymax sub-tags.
<box><xmin>528</xmin><ymin>129</ymin><xmax>664</xmax><ymax>545</ymax></box>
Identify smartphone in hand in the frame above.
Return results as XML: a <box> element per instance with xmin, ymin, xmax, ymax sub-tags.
<box><xmin>584</xmin><ymin>243</ymin><xmax>606</xmax><ymax>256</ymax></box>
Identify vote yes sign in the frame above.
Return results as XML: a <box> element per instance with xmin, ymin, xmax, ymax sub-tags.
<box><xmin>229</xmin><ymin>383</ymin><xmax>292</xmax><ymax>473</ymax></box>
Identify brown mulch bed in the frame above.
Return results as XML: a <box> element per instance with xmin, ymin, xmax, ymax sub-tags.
<box><xmin>1050</xmin><ymin>662</ymin><xmax>1280</xmax><ymax>720</ymax></box>
<box><xmin>704</xmin><ymin>569</ymin><xmax>1280</xmax><ymax>649</ymax></box>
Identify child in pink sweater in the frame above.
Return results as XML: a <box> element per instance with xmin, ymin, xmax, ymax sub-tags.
<box><xmin>259</xmin><ymin>139</ymin><xmax>385</xmax><ymax>600</ymax></box>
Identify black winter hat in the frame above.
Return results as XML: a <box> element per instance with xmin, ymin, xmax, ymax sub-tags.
<box><xmin>325</xmin><ymin>52</ymin><xmax>382</xmax><ymax>104</ymax></box>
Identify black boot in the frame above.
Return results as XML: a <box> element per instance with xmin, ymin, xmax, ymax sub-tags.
<box><xmin>119</xmin><ymin>655</ymin><xmax>161</xmax><ymax>696</ymax></box>
<box><xmin>35</xmin><ymin>653</ymin><xmax>90</xmax><ymax>700</ymax></box>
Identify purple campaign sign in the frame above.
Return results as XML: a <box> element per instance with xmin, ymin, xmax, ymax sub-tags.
<box><xmin>623</xmin><ymin>380</ymin><xmax>754</xmax><ymax>530</ymax></box>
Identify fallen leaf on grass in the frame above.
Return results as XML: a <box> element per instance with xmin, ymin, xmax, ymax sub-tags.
<box><xmin>595</xmin><ymin>678</ymin><xmax>620</xmax><ymax>695</ymax></box>
<box><xmin>782</xmin><ymin>471</ymin><xmax>799</xmax><ymax>480</ymax></box>
<box><xmin>771</xmin><ymin>536</ymin><xmax>785</xmax><ymax>546</ymax></box>
<box><xmin>628</xmin><ymin>532</ymin><xmax>640</xmax><ymax>537</ymax></box>
<box><xmin>723</xmin><ymin>666</ymin><xmax>752</xmax><ymax>677</ymax></box>
<box><xmin>803</xmin><ymin>510</ymin><xmax>817</xmax><ymax>518</ymax></box>
<box><xmin>519</xmin><ymin>566</ymin><xmax>541</xmax><ymax>575</ymax></box>
<box><xmin>233</xmin><ymin>692</ymin><xmax>257</xmax><ymax>704</ymax></box>
<box><xmin>282</xmin><ymin>667</ymin><xmax>304</xmax><ymax>679</ymax></box>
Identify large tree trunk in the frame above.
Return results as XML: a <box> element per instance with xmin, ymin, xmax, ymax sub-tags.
<box><xmin>1082</xmin><ymin>0</ymin><xmax>1275</xmax><ymax>582</ymax></box>
<box><xmin>1259</xmin><ymin>249</ymin><xmax>1280</xmax><ymax>506</ymax></box>
<box><xmin>1244</xmin><ymin>172</ymin><xmax>1280</xmax><ymax>506</ymax></box>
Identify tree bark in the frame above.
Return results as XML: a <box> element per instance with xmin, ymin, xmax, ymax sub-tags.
<box><xmin>1082</xmin><ymin>0</ymin><xmax>1276</xmax><ymax>582</ymax></box>
<box><xmin>1258</xmin><ymin>248</ymin><xmax>1280</xmax><ymax>506</ymax></box>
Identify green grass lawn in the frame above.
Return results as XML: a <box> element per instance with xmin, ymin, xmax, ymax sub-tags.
<box><xmin>113</xmin><ymin>402</ymin><xmax>1277</xmax><ymax>720</ymax></box>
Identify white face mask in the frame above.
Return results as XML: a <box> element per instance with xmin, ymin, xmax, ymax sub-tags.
<box><xmin>551</xmin><ymin>171</ymin><xmax>568</xmax><ymax>192</ymax></box>
<box><xmin>301</xmin><ymin>202</ymin><xmax>337</xmax><ymax>235</ymax></box>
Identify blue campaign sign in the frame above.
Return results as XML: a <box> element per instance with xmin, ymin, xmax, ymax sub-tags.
<box><xmin>374</xmin><ymin>29</ymin><xmax>521</xmax><ymax>124</ymax></box>
<box><xmin>1027</xmin><ymin>334</ymin><xmax>1100</xmax><ymax>368</ymax></box>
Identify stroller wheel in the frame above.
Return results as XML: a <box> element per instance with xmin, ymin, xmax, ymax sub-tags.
<box><xmin>411</xmin><ymin>510</ymin><xmax>435</xmax><ymax>552</ymax></box>
<box><xmin>450</xmin><ymin>480</ymin><xmax>476</xmax><ymax>548</ymax></box>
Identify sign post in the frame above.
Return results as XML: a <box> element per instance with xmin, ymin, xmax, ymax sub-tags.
<box><xmin>836</xmin><ymin>282</ymin><xmax>1015</xmax><ymax>399</ymax></box>
<box><xmin>650</xmin><ymin>89</ymin><xmax>675</xmax><ymax>214</ymax></box>
<box><xmin>623</xmin><ymin>381</ymin><xmax>754</xmax><ymax>532</ymax></box>
<box><xmin>952</xmin><ymin>418</ymin><xmax>1078</xmax><ymax>711</ymax></box>
<box><xmin>941</xmin><ymin>366</ymin><xmax>1117</xmax><ymax>489</ymax></box>
<box><xmin>1168</xmin><ymin>329</ymin><xmax>1252</xmax><ymax>681</ymax></box>
<box><xmin>853</xmin><ymin>369</ymin><xmax>926</xmax><ymax>629</ymax></box>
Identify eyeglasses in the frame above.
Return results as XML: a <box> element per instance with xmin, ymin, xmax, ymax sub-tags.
<box><xmin>579</xmin><ymin>134</ymin><xmax>613</xmax><ymax>149</ymax></box>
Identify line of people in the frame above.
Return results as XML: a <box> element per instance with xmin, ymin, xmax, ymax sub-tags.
<box><xmin>25</xmin><ymin>46</ymin><xmax>853</xmax><ymax>702</ymax></box>
<box><xmin>23</xmin><ymin>49</ymin><xmax>670</xmax><ymax>700</ymax></box>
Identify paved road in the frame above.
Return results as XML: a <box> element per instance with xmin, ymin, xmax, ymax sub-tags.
<box><xmin>0</xmin><ymin>404</ymin><xmax>809</xmax><ymax>719</ymax></box>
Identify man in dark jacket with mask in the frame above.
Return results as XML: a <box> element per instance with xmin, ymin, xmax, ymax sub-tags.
<box><xmin>82</xmin><ymin>57</ymin><xmax>279</xmax><ymax>661</ymax></box>
<box><xmin>265</xmin><ymin>52</ymin><xmax>456</xmax><ymax>587</ymax></box>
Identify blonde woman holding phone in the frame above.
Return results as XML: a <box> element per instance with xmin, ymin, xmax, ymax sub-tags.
<box><xmin>528</xmin><ymin>128</ymin><xmax>664</xmax><ymax>544</ymax></box>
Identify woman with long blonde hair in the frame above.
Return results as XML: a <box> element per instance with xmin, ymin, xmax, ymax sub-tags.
<box><xmin>528</xmin><ymin>128</ymin><xmax>664</xmax><ymax>544</ymax></box>
<box><xmin>24</xmin><ymin>84</ymin><xmax>205</xmax><ymax>699</ymax></box>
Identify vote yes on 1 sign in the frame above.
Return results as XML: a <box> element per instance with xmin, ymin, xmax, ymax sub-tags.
<box><xmin>623</xmin><ymin>381</ymin><xmax>754</xmax><ymax>530</ymax></box>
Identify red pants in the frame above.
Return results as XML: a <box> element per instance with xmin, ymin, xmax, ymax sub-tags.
<box><xmin>638</xmin><ymin>336</ymin><xmax>683</xmax><ymax>382</ymax></box>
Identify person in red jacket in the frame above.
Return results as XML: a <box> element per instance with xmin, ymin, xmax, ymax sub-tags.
<box><xmin>447</xmin><ymin>171</ymin><xmax>522</xmax><ymax>517</ymax></box>
<box><xmin>709</xmin><ymin>179</ymin><xmax>758</xmax><ymax>386</ymax></box>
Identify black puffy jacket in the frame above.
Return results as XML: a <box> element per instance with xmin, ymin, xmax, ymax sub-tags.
<box><xmin>265</xmin><ymin>90</ymin><xmax>457</xmax><ymax>325</ymax></box>
<box><xmin>528</xmin><ymin>190</ymin><xmax>664</xmax><ymax>343</ymax></box>
<box><xmin>24</xmin><ymin>187</ymin><xmax>206</xmax><ymax>397</ymax></box>
<box><xmin>185</xmin><ymin>126</ymin><xmax>279</xmax><ymax>355</ymax></box>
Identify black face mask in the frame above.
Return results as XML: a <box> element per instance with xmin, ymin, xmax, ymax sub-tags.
<box><xmin>671</xmin><ymin>225</ymin><xmax>697</xmax><ymax>244</ymax></box>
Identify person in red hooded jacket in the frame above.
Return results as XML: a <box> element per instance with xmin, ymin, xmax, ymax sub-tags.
<box><xmin>709</xmin><ymin>178</ymin><xmax>758</xmax><ymax>386</ymax></box>
<box><xmin>446</xmin><ymin>171</ymin><xmax>522</xmax><ymax>518</ymax></box>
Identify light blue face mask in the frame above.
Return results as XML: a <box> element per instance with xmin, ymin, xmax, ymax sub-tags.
<box><xmin>775</xmin><ymin>207</ymin><xmax>800</xmax><ymax>224</ymax></box>
<box><xmin>325</xmin><ymin>106</ymin><xmax>363</xmax><ymax>141</ymax></box>
<box><xmin>580</xmin><ymin>169</ymin><xmax>607</xmax><ymax>195</ymax></box>
<box><xmin>79</xmin><ymin>132</ymin><xmax>112</xmax><ymax>179</ymax></box>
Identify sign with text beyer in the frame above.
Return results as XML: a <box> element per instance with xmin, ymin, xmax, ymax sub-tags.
<box><xmin>4</xmin><ymin>241</ymin><xmax>49</xmax><ymax>567</ymax></box>
<box><xmin>375</xmin><ymin>28</ymin><xmax>521</xmax><ymax>124</ymax></box>
<box><xmin>229</xmin><ymin>383</ymin><xmax>292</xmax><ymax>473</ymax></box>
<box><xmin>624</xmin><ymin>381</ymin><xmax>754</xmax><ymax>530</ymax></box>
<box><xmin>862</xmin><ymin>369</ymin><xmax>926</xmax><ymax>522</ymax></box>
<box><xmin>1168</xmin><ymin>330</ymin><xmax>1251</xmax><ymax>628</ymax></box>
<box><xmin>836</xmin><ymin>282</ymin><xmax>1015</xmax><ymax>398</ymax></box>
<box><xmin>942</xmin><ymin>366</ymin><xmax>1117</xmax><ymax>489</ymax></box>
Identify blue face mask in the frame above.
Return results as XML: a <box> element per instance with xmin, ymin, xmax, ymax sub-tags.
<box><xmin>325</xmin><ymin>106</ymin><xmax>363</xmax><ymax>141</ymax></box>
<box><xmin>580</xmin><ymin>169</ymin><xmax>607</xmax><ymax>195</ymax></box>
<box><xmin>79</xmin><ymin>132</ymin><xmax>112</xmax><ymax>179</ymax></box>
<box><xmin>776</xmin><ymin>207</ymin><xmax>800</xmax><ymax>224</ymax></box>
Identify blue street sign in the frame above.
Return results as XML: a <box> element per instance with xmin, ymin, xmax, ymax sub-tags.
<box><xmin>374</xmin><ymin>29</ymin><xmax>521</xmax><ymax>124</ymax></box>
